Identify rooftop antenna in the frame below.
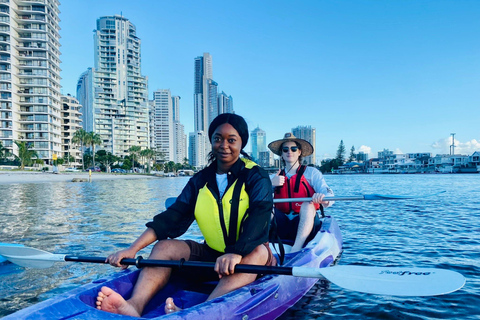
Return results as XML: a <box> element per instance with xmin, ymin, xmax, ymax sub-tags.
<box><xmin>450</xmin><ymin>133</ymin><xmax>456</xmax><ymax>155</ymax></box>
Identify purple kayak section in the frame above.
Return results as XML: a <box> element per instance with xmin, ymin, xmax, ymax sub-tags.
<box><xmin>4</xmin><ymin>216</ymin><xmax>342</xmax><ymax>320</ymax></box>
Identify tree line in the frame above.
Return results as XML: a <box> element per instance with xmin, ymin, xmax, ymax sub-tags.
<box><xmin>319</xmin><ymin>140</ymin><xmax>358</xmax><ymax>173</ymax></box>
<box><xmin>0</xmin><ymin>129</ymin><xmax>195</xmax><ymax>173</ymax></box>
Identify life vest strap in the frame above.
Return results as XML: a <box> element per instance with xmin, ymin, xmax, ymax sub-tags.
<box><xmin>226</xmin><ymin>169</ymin><xmax>248</xmax><ymax>247</ymax></box>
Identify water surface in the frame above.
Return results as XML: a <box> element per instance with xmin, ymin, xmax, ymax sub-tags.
<box><xmin>0</xmin><ymin>174</ymin><xmax>478</xmax><ymax>319</ymax></box>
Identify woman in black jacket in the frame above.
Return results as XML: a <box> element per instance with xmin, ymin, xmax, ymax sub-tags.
<box><xmin>96</xmin><ymin>113</ymin><xmax>274</xmax><ymax>317</ymax></box>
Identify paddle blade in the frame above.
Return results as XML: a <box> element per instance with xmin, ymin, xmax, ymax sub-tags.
<box><xmin>317</xmin><ymin>265</ymin><xmax>465</xmax><ymax>296</ymax></box>
<box><xmin>0</xmin><ymin>245</ymin><xmax>65</xmax><ymax>269</ymax></box>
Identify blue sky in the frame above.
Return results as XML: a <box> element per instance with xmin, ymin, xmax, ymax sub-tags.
<box><xmin>59</xmin><ymin>1</ymin><xmax>480</xmax><ymax>162</ymax></box>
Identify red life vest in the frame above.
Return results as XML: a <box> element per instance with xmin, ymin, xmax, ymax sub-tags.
<box><xmin>274</xmin><ymin>165</ymin><xmax>320</xmax><ymax>214</ymax></box>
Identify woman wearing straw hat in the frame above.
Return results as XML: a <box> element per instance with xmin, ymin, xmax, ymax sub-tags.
<box><xmin>268</xmin><ymin>133</ymin><xmax>334</xmax><ymax>253</ymax></box>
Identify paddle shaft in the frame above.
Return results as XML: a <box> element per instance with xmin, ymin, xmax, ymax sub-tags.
<box><xmin>274</xmin><ymin>196</ymin><xmax>362</xmax><ymax>203</ymax></box>
<box><xmin>65</xmin><ymin>256</ymin><xmax>294</xmax><ymax>276</ymax></box>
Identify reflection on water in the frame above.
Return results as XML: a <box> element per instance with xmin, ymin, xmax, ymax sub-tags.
<box><xmin>1</xmin><ymin>174</ymin><xmax>479</xmax><ymax>319</ymax></box>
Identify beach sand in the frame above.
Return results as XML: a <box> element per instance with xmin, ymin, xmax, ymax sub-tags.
<box><xmin>0</xmin><ymin>171</ymin><xmax>158</xmax><ymax>185</ymax></box>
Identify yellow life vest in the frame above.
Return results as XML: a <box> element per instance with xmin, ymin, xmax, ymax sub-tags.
<box><xmin>194</xmin><ymin>159</ymin><xmax>257</xmax><ymax>253</ymax></box>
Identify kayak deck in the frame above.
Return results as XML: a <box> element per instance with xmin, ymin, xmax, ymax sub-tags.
<box><xmin>4</xmin><ymin>216</ymin><xmax>342</xmax><ymax>319</ymax></box>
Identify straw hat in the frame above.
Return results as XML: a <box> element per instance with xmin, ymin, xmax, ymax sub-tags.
<box><xmin>268</xmin><ymin>132</ymin><xmax>314</xmax><ymax>156</ymax></box>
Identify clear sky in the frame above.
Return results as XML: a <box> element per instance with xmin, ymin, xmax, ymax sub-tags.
<box><xmin>59</xmin><ymin>0</ymin><xmax>480</xmax><ymax>162</ymax></box>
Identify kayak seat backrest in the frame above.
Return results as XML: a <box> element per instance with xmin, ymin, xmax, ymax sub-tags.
<box><xmin>165</xmin><ymin>197</ymin><xmax>177</xmax><ymax>209</ymax></box>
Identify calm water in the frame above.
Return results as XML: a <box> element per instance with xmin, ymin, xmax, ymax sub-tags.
<box><xmin>0</xmin><ymin>174</ymin><xmax>479</xmax><ymax>319</ymax></box>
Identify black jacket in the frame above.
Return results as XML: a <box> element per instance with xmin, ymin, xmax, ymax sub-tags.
<box><xmin>146</xmin><ymin>158</ymin><xmax>273</xmax><ymax>256</ymax></box>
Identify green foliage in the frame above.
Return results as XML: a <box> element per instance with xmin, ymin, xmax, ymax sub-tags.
<box><xmin>319</xmin><ymin>158</ymin><xmax>336</xmax><ymax>173</ymax></box>
<box><xmin>96</xmin><ymin>150</ymin><xmax>120</xmax><ymax>171</ymax></box>
<box><xmin>348</xmin><ymin>145</ymin><xmax>356</xmax><ymax>163</ymax></box>
<box><xmin>86</xmin><ymin>132</ymin><xmax>102</xmax><ymax>168</ymax></box>
<box><xmin>335</xmin><ymin>140</ymin><xmax>346</xmax><ymax>166</ymax></box>
<box><xmin>0</xmin><ymin>141</ymin><xmax>6</xmax><ymax>160</ymax></box>
<box><xmin>128</xmin><ymin>146</ymin><xmax>142</xmax><ymax>171</ymax></box>
<box><xmin>121</xmin><ymin>159</ymin><xmax>131</xmax><ymax>170</ymax></box>
<box><xmin>14</xmin><ymin>140</ymin><xmax>38</xmax><ymax>170</ymax></box>
<box><xmin>72</xmin><ymin>129</ymin><xmax>88</xmax><ymax>170</ymax></box>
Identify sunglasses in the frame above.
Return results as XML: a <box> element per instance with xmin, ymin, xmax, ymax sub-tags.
<box><xmin>282</xmin><ymin>146</ymin><xmax>299</xmax><ymax>153</ymax></box>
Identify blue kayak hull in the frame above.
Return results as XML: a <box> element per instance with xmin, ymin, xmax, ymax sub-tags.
<box><xmin>4</xmin><ymin>216</ymin><xmax>342</xmax><ymax>320</ymax></box>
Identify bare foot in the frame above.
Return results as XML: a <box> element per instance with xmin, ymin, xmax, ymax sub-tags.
<box><xmin>165</xmin><ymin>297</ymin><xmax>182</xmax><ymax>314</ymax></box>
<box><xmin>96</xmin><ymin>286</ymin><xmax>141</xmax><ymax>317</ymax></box>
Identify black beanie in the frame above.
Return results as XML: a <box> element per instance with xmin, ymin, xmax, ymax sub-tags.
<box><xmin>208</xmin><ymin>113</ymin><xmax>249</xmax><ymax>149</ymax></box>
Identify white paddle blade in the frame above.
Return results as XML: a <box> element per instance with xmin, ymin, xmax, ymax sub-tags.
<box><xmin>0</xmin><ymin>245</ymin><xmax>65</xmax><ymax>269</ymax></box>
<box><xmin>309</xmin><ymin>265</ymin><xmax>465</xmax><ymax>297</ymax></box>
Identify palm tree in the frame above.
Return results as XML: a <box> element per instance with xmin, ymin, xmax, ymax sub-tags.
<box><xmin>14</xmin><ymin>140</ymin><xmax>38</xmax><ymax>170</ymax></box>
<box><xmin>87</xmin><ymin>132</ymin><xmax>102</xmax><ymax>168</ymax></box>
<box><xmin>140</xmin><ymin>148</ymin><xmax>156</xmax><ymax>173</ymax></box>
<box><xmin>128</xmin><ymin>145</ymin><xmax>141</xmax><ymax>172</ymax></box>
<box><xmin>0</xmin><ymin>141</ymin><xmax>6</xmax><ymax>161</ymax></box>
<box><xmin>72</xmin><ymin>129</ymin><xmax>88</xmax><ymax>170</ymax></box>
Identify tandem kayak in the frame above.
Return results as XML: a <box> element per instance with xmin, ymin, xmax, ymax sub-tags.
<box><xmin>3</xmin><ymin>216</ymin><xmax>342</xmax><ymax>319</ymax></box>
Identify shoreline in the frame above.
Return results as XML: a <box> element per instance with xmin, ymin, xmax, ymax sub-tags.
<box><xmin>0</xmin><ymin>171</ymin><xmax>158</xmax><ymax>185</ymax></box>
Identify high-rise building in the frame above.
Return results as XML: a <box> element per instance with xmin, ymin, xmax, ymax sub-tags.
<box><xmin>207</xmin><ymin>79</ymin><xmax>218</xmax><ymax>124</ymax></box>
<box><xmin>76</xmin><ymin>68</ymin><xmax>94</xmax><ymax>132</ymax></box>
<box><xmin>192</xmin><ymin>53</ymin><xmax>215</xmax><ymax>168</ymax></box>
<box><xmin>171</xmin><ymin>96</ymin><xmax>186</xmax><ymax>164</ymax></box>
<box><xmin>251</xmin><ymin>126</ymin><xmax>266</xmax><ymax>162</ymax></box>
<box><xmin>0</xmin><ymin>0</ymin><xmax>62</xmax><ymax>163</ymax></box>
<box><xmin>191</xmin><ymin>53</ymin><xmax>234</xmax><ymax>169</ymax></box>
<box><xmin>258</xmin><ymin>150</ymin><xmax>274</xmax><ymax>168</ymax></box>
<box><xmin>193</xmin><ymin>53</ymin><xmax>212</xmax><ymax>133</ymax></box>
<box><xmin>77</xmin><ymin>15</ymin><xmax>149</xmax><ymax>158</ymax></box>
<box><xmin>152</xmin><ymin>89</ymin><xmax>173</xmax><ymax>162</ymax></box>
<box><xmin>189</xmin><ymin>131</ymin><xmax>207</xmax><ymax>169</ymax></box>
<box><xmin>292</xmin><ymin>125</ymin><xmax>316</xmax><ymax>165</ymax></box>
<box><xmin>147</xmin><ymin>98</ymin><xmax>155</xmax><ymax>150</ymax></box>
<box><xmin>172</xmin><ymin>95</ymin><xmax>180</xmax><ymax>122</ymax></box>
<box><xmin>173</xmin><ymin>120</ymin><xmax>186</xmax><ymax>164</ymax></box>
<box><xmin>218</xmin><ymin>91</ymin><xmax>234</xmax><ymax>114</ymax></box>
<box><xmin>60</xmin><ymin>95</ymin><xmax>82</xmax><ymax>166</ymax></box>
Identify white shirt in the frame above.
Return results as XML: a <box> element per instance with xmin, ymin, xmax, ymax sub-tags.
<box><xmin>216</xmin><ymin>173</ymin><xmax>228</xmax><ymax>198</ymax></box>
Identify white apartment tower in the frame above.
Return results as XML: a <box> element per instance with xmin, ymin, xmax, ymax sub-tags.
<box><xmin>77</xmin><ymin>15</ymin><xmax>149</xmax><ymax>158</ymax></box>
<box><xmin>152</xmin><ymin>89</ymin><xmax>173</xmax><ymax>162</ymax></box>
<box><xmin>189</xmin><ymin>131</ymin><xmax>207</xmax><ymax>170</ymax></box>
<box><xmin>0</xmin><ymin>0</ymin><xmax>62</xmax><ymax>162</ymax></box>
<box><xmin>218</xmin><ymin>91</ymin><xmax>233</xmax><ymax>114</ymax></box>
<box><xmin>292</xmin><ymin>125</ymin><xmax>316</xmax><ymax>165</ymax></box>
<box><xmin>171</xmin><ymin>95</ymin><xmax>186</xmax><ymax>164</ymax></box>
<box><xmin>61</xmin><ymin>95</ymin><xmax>82</xmax><ymax>166</ymax></box>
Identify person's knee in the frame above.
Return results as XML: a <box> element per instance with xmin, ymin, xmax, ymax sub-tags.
<box><xmin>150</xmin><ymin>240</ymin><xmax>190</xmax><ymax>260</ymax></box>
<box><xmin>241</xmin><ymin>244</ymin><xmax>268</xmax><ymax>265</ymax></box>
<box><xmin>299</xmin><ymin>202</ymin><xmax>316</xmax><ymax>217</ymax></box>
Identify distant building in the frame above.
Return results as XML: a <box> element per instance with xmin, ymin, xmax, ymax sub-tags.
<box><xmin>194</xmin><ymin>53</ymin><xmax>213</xmax><ymax>133</ymax></box>
<box><xmin>61</xmin><ymin>95</ymin><xmax>83</xmax><ymax>166</ymax></box>
<box><xmin>148</xmin><ymin>99</ymin><xmax>155</xmax><ymax>150</ymax></box>
<box><xmin>172</xmin><ymin>96</ymin><xmax>186</xmax><ymax>164</ymax></box>
<box><xmin>77</xmin><ymin>15</ymin><xmax>149</xmax><ymax>157</ymax></box>
<box><xmin>292</xmin><ymin>126</ymin><xmax>316</xmax><ymax>165</ymax></box>
<box><xmin>152</xmin><ymin>90</ymin><xmax>173</xmax><ymax>162</ymax></box>
<box><xmin>258</xmin><ymin>150</ymin><xmax>274</xmax><ymax>168</ymax></box>
<box><xmin>173</xmin><ymin>121</ymin><xmax>186</xmax><ymax>164</ymax></box>
<box><xmin>189</xmin><ymin>131</ymin><xmax>208</xmax><ymax>169</ymax></box>
<box><xmin>218</xmin><ymin>91</ymin><xmax>234</xmax><ymax>114</ymax></box>
<box><xmin>251</xmin><ymin>126</ymin><xmax>266</xmax><ymax>162</ymax></box>
<box><xmin>355</xmin><ymin>151</ymin><xmax>368</xmax><ymax>163</ymax></box>
<box><xmin>1</xmin><ymin>0</ymin><xmax>62</xmax><ymax>163</ymax></box>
